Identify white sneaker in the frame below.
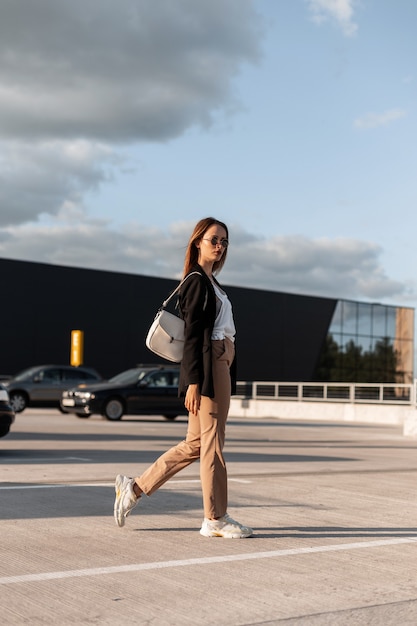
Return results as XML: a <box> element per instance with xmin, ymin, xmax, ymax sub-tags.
<box><xmin>114</xmin><ymin>474</ymin><xmax>139</xmax><ymax>527</ymax></box>
<box><xmin>200</xmin><ymin>513</ymin><xmax>253</xmax><ymax>538</ymax></box>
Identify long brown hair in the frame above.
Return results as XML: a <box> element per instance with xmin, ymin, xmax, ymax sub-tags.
<box><xmin>183</xmin><ymin>217</ymin><xmax>229</xmax><ymax>277</ymax></box>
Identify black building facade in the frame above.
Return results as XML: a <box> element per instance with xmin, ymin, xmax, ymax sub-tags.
<box><xmin>1</xmin><ymin>258</ymin><xmax>414</xmax><ymax>383</ymax></box>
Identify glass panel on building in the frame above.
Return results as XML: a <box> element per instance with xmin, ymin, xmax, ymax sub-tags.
<box><xmin>357</xmin><ymin>303</ymin><xmax>372</xmax><ymax>336</ymax></box>
<box><xmin>329</xmin><ymin>301</ymin><xmax>343</xmax><ymax>334</ymax></box>
<box><xmin>386</xmin><ymin>307</ymin><xmax>396</xmax><ymax>339</ymax></box>
<box><xmin>342</xmin><ymin>301</ymin><xmax>357</xmax><ymax>336</ymax></box>
<box><xmin>341</xmin><ymin>335</ymin><xmax>358</xmax><ymax>353</ymax></box>
<box><xmin>330</xmin><ymin>333</ymin><xmax>343</xmax><ymax>351</ymax></box>
<box><xmin>314</xmin><ymin>299</ymin><xmax>414</xmax><ymax>384</ymax></box>
<box><xmin>372</xmin><ymin>305</ymin><xmax>386</xmax><ymax>337</ymax></box>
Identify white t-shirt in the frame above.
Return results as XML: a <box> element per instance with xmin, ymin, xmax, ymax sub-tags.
<box><xmin>211</xmin><ymin>282</ymin><xmax>236</xmax><ymax>342</ymax></box>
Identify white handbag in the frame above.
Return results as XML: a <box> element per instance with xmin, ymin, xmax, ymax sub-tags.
<box><xmin>145</xmin><ymin>272</ymin><xmax>202</xmax><ymax>363</ymax></box>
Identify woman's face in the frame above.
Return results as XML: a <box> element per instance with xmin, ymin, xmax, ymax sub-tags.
<box><xmin>197</xmin><ymin>224</ymin><xmax>228</xmax><ymax>266</ymax></box>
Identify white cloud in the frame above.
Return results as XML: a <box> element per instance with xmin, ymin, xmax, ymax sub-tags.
<box><xmin>0</xmin><ymin>0</ymin><xmax>263</xmax><ymax>228</ymax></box>
<box><xmin>307</xmin><ymin>0</ymin><xmax>358</xmax><ymax>37</ymax></box>
<box><xmin>0</xmin><ymin>0</ymin><xmax>262</xmax><ymax>143</ymax></box>
<box><xmin>0</xmin><ymin>139</ymin><xmax>120</xmax><ymax>226</ymax></box>
<box><xmin>0</xmin><ymin>219</ymin><xmax>411</xmax><ymax>304</ymax></box>
<box><xmin>224</xmin><ymin>231</ymin><xmax>409</xmax><ymax>301</ymax></box>
<box><xmin>354</xmin><ymin>108</ymin><xmax>407</xmax><ymax>129</ymax></box>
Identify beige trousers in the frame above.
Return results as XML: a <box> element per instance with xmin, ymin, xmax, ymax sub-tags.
<box><xmin>135</xmin><ymin>338</ymin><xmax>235</xmax><ymax>519</ymax></box>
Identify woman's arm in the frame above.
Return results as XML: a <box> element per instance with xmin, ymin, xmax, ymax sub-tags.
<box><xmin>179</xmin><ymin>273</ymin><xmax>207</xmax><ymax>388</ymax></box>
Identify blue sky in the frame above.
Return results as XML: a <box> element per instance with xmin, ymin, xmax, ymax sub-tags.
<box><xmin>0</xmin><ymin>0</ymin><xmax>416</xmax><ymax>313</ymax></box>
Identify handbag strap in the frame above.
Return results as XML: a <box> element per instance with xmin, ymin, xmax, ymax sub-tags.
<box><xmin>161</xmin><ymin>271</ymin><xmax>203</xmax><ymax>309</ymax></box>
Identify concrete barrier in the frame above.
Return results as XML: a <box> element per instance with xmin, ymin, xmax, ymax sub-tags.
<box><xmin>403</xmin><ymin>410</ymin><xmax>417</xmax><ymax>436</ymax></box>
<box><xmin>230</xmin><ymin>397</ymin><xmax>417</xmax><ymax>432</ymax></box>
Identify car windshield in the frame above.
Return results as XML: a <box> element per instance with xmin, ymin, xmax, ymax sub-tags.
<box><xmin>13</xmin><ymin>366</ymin><xmax>41</xmax><ymax>381</ymax></box>
<box><xmin>108</xmin><ymin>369</ymin><xmax>149</xmax><ymax>385</ymax></box>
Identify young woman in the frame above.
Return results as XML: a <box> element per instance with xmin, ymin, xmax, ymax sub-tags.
<box><xmin>114</xmin><ymin>217</ymin><xmax>253</xmax><ymax>538</ymax></box>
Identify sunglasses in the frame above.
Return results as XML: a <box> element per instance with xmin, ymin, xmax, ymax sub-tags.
<box><xmin>202</xmin><ymin>236</ymin><xmax>229</xmax><ymax>249</ymax></box>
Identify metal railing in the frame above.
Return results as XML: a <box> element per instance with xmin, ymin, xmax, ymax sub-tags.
<box><xmin>235</xmin><ymin>381</ymin><xmax>416</xmax><ymax>406</ymax></box>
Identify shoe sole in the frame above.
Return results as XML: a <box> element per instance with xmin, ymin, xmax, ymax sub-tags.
<box><xmin>200</xmin><ymin>528</ymin><xmax>253</xmax><ymax>538</ymax></box>
<box><xmin>114</xmin><ymin>474</ymin><xmax>126</xmax><ymax>528</ymax></box>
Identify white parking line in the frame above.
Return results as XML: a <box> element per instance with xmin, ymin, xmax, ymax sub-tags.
<box><xmin>0</xmin><ymin>483</ymin><xmax>122</xmax><ymax>490</ymax></box>
<box><xmin>4</xmin><ymin>456</ymin><xmax>91</xmax><ymax>463</ymax></box>
<box><xmin>0</xmin><ymin>478</ymin><xmax>252</xmax><ymax>491</ymax></box>
<box><xmin>1</xmin><ymin>537</ymin><xmax>416</xmax><ymax>586</ymax></box>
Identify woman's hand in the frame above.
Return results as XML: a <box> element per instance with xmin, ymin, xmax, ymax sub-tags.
<box><xmin>185</xmin><ymin>384</ymin><xmax>201</xmax><ymax>416</ymax></box>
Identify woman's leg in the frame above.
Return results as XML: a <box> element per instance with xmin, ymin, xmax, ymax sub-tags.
<box><xmin>199</xmin><ymin>338</ymin><xmax>234</xmax><ymax>519</ymax></box>
<box><xmin>135</xmin><ymin>409</ymin><xmax>201</xmax><ymax>495</ymax></box>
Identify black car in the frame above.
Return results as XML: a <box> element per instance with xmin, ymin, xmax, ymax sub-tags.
<box><xmin>0</xmin><ymin>383</ymin><xmax>15</xmax><ymax>438</ymax></box>
<box><xmin>3</xmin><ymin>364</ymin><xmax>102</xmax><ymax>413</ymax></box>
<box><xmin>60</xmin><ymin>365</ymin><xmax>187</xmax><ymax>421</ymax></box>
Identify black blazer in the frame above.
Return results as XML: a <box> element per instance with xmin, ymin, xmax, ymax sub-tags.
<box><xmin>178</xmin><ymin>264</ymin><xmax>237</xmax><ymax>399</ymax></box>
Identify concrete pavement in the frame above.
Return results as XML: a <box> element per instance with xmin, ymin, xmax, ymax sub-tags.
<box><xmin>1</xmin><ymin>409</ymin><xmax>417</xmax><ymax>625</ymax></box>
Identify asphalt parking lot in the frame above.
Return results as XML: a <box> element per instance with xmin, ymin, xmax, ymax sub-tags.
<box><xmin>1</xmin><ymin>409</ymin><xmax>417</xmax><ymax>625</ymax></box>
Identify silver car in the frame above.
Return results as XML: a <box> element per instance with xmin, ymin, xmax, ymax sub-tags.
<box><xmin>3</xmin><ymin>364</ymin><xmax>102</xmax><ymax>413</ymax></box>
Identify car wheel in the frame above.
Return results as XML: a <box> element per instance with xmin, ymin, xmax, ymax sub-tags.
<box><xmin>102</xmin><ymin>398</ymin><xmax>124</xmax><ymax>421</ymax></box>
<box><xmin>163</xmin><ymin>415</ymin><xmax>178</xmax><ymax>421</ymax></box>
<box><xmin>76</xmin><ymin>412</ymin><xmax>91</xmax><ymax>419</ymax></box>
<box><xmin>9</xmin><ymin>391</ymin><xmax>28</xmax><ymax>413</ymax></box>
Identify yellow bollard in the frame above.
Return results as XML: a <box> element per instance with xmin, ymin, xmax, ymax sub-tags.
<box><xmin>70</xmin><ymin>330</ymin><xmax>84</xmax><ymax>367</ymax></box>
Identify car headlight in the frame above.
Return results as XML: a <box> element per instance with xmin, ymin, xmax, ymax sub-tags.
<box><xmin>74</xmin><ymin>391</ymin><xmax>95</xmax><ymax>400</ymax></box>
